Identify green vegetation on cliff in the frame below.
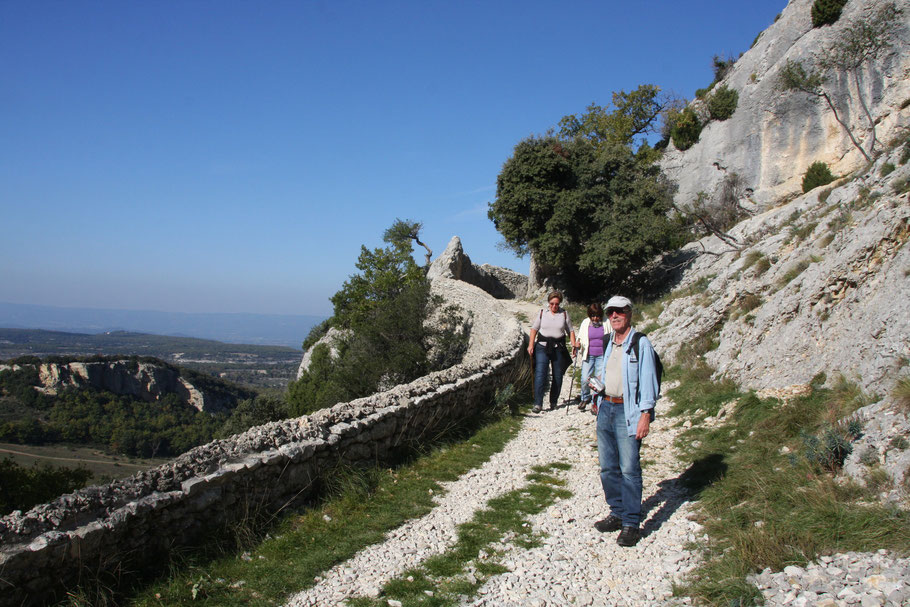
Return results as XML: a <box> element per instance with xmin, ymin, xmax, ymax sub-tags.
<box><xmin>288</xmin><ymin>221</ymin><xmax>471</xmax><ymax>415</ymax></box>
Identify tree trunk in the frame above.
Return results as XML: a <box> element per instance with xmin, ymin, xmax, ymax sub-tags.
<box><xmin>851</xmin><ymin>68</ymin><xmax>879</xmax><ymax>156</ymax></box>
<box><xmin>528</xmin><ymin>252</ymin><xmax>546</xmax><ymax>296</ymax></box>
<box><xmin>820</xmin><ymin>91</ymin><xmax>872</xmax><ymax>164</ymax></box>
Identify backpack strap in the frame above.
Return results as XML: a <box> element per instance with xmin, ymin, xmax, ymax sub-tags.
<box><xmin>630</xmin><ymin>332</ymin><xmax>644</xmax><ymax>359</ymax></box>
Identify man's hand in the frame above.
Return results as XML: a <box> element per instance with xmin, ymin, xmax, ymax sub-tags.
<box><xmin>635</xmin><ymin>412</ymin><xmax>651</xmax><ymax>440</ymax></box>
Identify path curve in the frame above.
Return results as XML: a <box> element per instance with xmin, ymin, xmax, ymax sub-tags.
<box><xmin>285</xmin><ymin>299</ymin><xmax>702</xmax><ymax>607</ymax></box>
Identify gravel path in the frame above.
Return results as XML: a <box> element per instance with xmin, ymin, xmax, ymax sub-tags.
<box><xmin>283</xmin><ymin>299</ymin><xmax>910</xmax><ymax>606</ymax></box>
<box><xmin>285</xmin><ymin>379</ymin><xmax>703</xmax><ymax>607</ymax></box>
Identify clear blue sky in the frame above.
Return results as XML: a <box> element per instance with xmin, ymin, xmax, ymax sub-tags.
<box><xmin>1</xmin><ymin>1</ymin><xmax>786</xmax><ymax>316</ymax></box>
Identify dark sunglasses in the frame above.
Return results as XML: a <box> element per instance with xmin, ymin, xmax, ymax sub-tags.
<box><xmin>606</xmin><ymin>307</ymin><xmax>631</xmax><ymax>316</ymax></box>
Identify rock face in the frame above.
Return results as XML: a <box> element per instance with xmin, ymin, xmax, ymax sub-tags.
<box><xmin>3</xmin><ymin>359</ymin><xmax>244</xmax><ymax>413</ymax></box>
<box><xmin>660</xmin><ymin>0</ymin><xmax>910</xmax><ymax>210</ymax></box>
<box><xmin>296</xmin><ymin>327</ymin><xmax>349</xmax><ymax>379</ymax></box>
<box><xmin>428</xmin><ymin>236</ymin><xmax>528</xmax><ymax>299</ymax></box>
<box><xmin>651</xmin><ymin>148</ymin><xmax>909</xmax><ymax>397</ymax></box>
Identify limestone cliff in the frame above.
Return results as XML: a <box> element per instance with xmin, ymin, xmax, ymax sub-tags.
<box><xmin>660</xmin><ymin>0</ymin><xmax>910</xmax><ymax>210</ymax></box>
<box><xmin>1</xmin><ymin>358</ymin><xmax>250</xmax><ymax>413</ymax></box>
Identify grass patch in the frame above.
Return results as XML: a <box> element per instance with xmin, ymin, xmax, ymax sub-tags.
<box><xmin>892</xmin><ymin>175</ymin><xmax>910</xmax><ymax>195</ymax></box>
<box><xmin>639</xmin><ymin>321</ymin><xmax>661</xmax><ymax>335</ymax></box>
<box><xmin>777</xmin><ymin>258</ymin><xmax>812</xmax><ymax>288</ymax></box>
<box><xmin>740</xmin><ymin>251</ymin><xmax>763</xmax><ymax>271</ymax></box>
<box><xmin>667</xmin><ymin>367</ymin><xmax>910</xmax><ymax>607</ymax></box>
<box><xmin>753</xmin><ymin>256</ymin><xmax>771</xmax><ymax>277</ymax></box>
<box><xmin>789</xmin><ymin>221</ymin><xmax>818</xmax><ymax>244</ymax></box>
<box><xmin>562</xmin><ymin>302</ymin><xmax>588</xmax><ymax>328</ymax></box>
<box><xmin>350</xmin><ymin>461</ymin><xmax>573</xmax><ymax>606</ymax></box>
<box><xmin>120</xmin><ymin>409</ymin><xmax>529</xmax><ymax>606</ymax></box>
<box><xmin>892</xmin><ymin>376</ymin><xmax>910</xmax><ymax>412</ymax></box>
<box><xmin>733</xmin><ymin>293</ymin><xmax>762</xmax><ymax>320</ymax></box>
<box><xmin>636</xmin><ymin>298</ymin><xmax>665</xmax><ymax>321</ymax></box>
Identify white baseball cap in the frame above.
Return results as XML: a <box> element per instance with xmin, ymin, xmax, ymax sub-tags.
<box><xmin>605</xmin><ymin>295</ymin><xmax>633</xmax><ymax>311</ymax></box>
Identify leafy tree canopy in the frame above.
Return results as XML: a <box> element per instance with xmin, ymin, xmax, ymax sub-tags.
<box><xmin>289</xmin><ymin>221</ymin><xmax>471</xmax><ymax>416</ymax></box>
<box><xmin>557</xmin><ymin>85</ymin><xmax>667</xmax><ymax>153</ymax></box>
<box><xmin>488</xmin><ymin>135</ymin><xmax>678</xmax><ymax>297</ymax></box>
<box><xmin>330</xmin><ymin>238</ymin><xmax>425</xmax><ymax>330</ymax></box>
<box><xmin>383</xmin><ymin>218</ymin><xmax>433</xmax><ymax>266</ymax></box>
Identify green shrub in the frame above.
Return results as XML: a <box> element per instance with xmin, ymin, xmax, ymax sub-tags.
<box><xmin>778</xmin><ymin>258</ymin><xmax>812</xmax><ymax>287</ymax></box>
<box><xmin>802</xmin><ymin>161</ymin><xmax>836</xmax><ymax>193</ymax></box>
<box><xmin>880</xmin><ymin>162</ymin><xmax>896</xmax><ymax>177</ymax></box>
<box><xmin>900</xmin><ymin>142</ymin><xmax>910</xmax><ymax>165</ymax></box>
<box><xmin>811</xmin><ymin>0</ymin><xmax>848</xmax><ymax>27</ymax></box>
<box><xmin>801</xmin><ymin>417</ymin><xmax>861</xmax><ymax>472</ymax></box>
<box><xmin>670</xmin><ymin>107</ymin><xmax>702</xmax><ymax>151</ymax></box>
<box><xmin>712</xmin><ymin>54</ymin><xmax>736</xmax><ymax>83</ymax></box>
<box><xmin>707</xmin><ymin>85</ymin><xmax>739</xmax><ymax>121</ymax></box>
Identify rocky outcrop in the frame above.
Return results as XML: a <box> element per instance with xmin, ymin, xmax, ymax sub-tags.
<box><xmin>295</xmin><ymin>327</ymin><xmax>349</xmax><ymax>379</ymax></box>
<box><xmin>651</xmin><ymin>147</ymin><xmax>909</xmax><ymax>396</ymax></box>
<box><xmin>478</xmin><ymin>263</ymin><xmax>530</xmax><ymax>299</ymax></box>
<box><xmin>660</xmin><ymin>0</ymin><xmax>910</xmax><ymax>210</ymax></box>
<box><xmin>428</xmin><ymin>236</ymin><xmax>528</xmax><ymax>299</ymax></box>
<box><xmin>2</xmin><ymin>359</ymin><xmax>245</xmax><ymax>413</ymax></box>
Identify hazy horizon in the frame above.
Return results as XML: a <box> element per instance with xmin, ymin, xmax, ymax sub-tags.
<box><xmin>0</xmin><ymin>301</ymin><xmax>325</xmax><ymax>348</ymax></box>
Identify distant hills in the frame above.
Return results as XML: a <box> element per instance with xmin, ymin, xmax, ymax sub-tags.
<box><xmin>0</xmin><ymin>302</ymin><xmax>325</xmax><ymax>348</ymax></box>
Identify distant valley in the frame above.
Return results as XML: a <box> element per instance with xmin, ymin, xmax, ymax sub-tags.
<box><xmin>0</xmin><ymin>328</ymin><xmax>302</xmax><ymax>390</ymax></box>
<box><xmin>0</xmin><ymin>301</ymin><xmax>325</xmax><ymax>348</ymax></box>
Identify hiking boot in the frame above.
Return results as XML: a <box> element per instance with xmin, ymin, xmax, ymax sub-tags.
<box><xmin>616</xmin><ymin>526</ymin><xmax>640</xmax><ymax>547</ymax></box>
<box><xmin>593</xmin><ymin>515</ymin><xmax>622</xmax><ymax>533</ymax></box>
<box><xmin>532</xmin><ymin>405</ymin><xmax>542</xmax><ymax>413</ymax></box>
<box><xmin>577</xmin><ymin>400</ymin><xmax>588</xmax><ymax>411</ymax></box>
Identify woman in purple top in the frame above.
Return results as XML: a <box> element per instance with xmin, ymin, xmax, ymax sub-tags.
<box><xmin>577</xmin><ymin>303</ymin><xmax>606</xmax><ymax>412</ymax></box>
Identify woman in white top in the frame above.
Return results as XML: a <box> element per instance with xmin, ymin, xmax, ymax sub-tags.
<box><xmin>528</xmin><ymin>290</ymin><xmax>578</xmax><ymax>413</ymax></box>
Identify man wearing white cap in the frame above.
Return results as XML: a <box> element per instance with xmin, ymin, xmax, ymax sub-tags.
<box><xmin>591</xmin><ymin>295</ymin><xmax>659</xmax><ymax>547</ymax></box>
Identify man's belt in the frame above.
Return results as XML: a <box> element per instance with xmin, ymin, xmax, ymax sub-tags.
<box><xmin>603</xmin><ymin>395</ymin><xmax>624</xmax><ymax>404</ymax></box>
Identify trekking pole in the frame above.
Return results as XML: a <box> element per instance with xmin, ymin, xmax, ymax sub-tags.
<box><xmin>564</xmin><ymin>350</ymin><xmax>578</xmax><ymax>415</ymax></box>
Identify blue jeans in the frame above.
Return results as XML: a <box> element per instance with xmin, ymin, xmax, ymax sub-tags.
<box><xmin>580</xmin><ymin>354</ymin><xmax>604</xmax><ymax>403</ymax></box>
<box><xmin>533</xmin><ymin>342</ymin><xmax>569</xmax><ymax>408</ymax></box>
<box><xmin>596</xmin><ymin>401</ymin><xmax>642</xmax><ymax>527</ymax></box>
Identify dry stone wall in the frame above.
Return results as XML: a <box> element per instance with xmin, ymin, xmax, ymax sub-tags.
<box><xmin>0</xmin><ymin>276</ymin><xmax>526</xmax><ymax>607</ymax></box>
